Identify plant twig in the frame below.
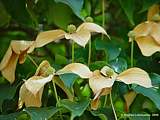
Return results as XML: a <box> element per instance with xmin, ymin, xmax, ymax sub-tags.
<box><xmin>72</xmin><ymin>41</ymin><xmax>75</xmax><ymax>63</ymax></box>
<box><xmin>102</xmin><ymin>0</ymin><xmax>105</xmax><ymax>40</ymax></box>
<box><xmin>27</xmin><ymin>55</ymin><xmax>38</xmax><ymax>68</ymax></box>
<box><xmin>88</xmin><ymin>39</ymin><xmax>92</xmax><ymax>65</ymax></box>
<box><xmin>131</xmin><ymin>39</ymin><xmax>134</xmax><ymax>67</ymax></box>
<box><xmin>103</xmin><ymin>94</ymin><xmax>108</xmax><ymax>107</ymax></box>
<box><xmin>110</xmin><ymin>93</ymin><xmax>118</xmax><ymax>120</ymax></box>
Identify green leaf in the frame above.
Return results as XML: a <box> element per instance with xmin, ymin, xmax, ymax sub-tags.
<box><xmin>109</xmin><ymin>58</ymin><xmax>127</xmax><ymax>73</ymax></box>
<box><xmin>89</xmin><ymin>61</ymin><xmax>107</xmax><ymax>71</ymax></box>
<box><xmin>149</xmin><ymin>73</ymin><xmax>160</xmax><ymax>86</ymax></box>
<box><xmin>139</xmin><ymin>0</ymin><xmax>159</xmax><ymax>13</ymax></box>
<box><xmin>90</xmin><ymin>107</ymin><xmax>114</xmax><ymax>120</ymax></box>
<box><xmin>0</xmin><ymin>85</ymin><xmax>17</xmax><ymax>111</ymax></box>
<box><xmin>24</xmin><ymin>107</ymin><xmax>59</xmax><ymax>120</ymax></box>
<box><xmin>54</xmin><ymin>77</ymin><xmax>74</xmax><ymax>100</ymax></box>
<box><xmin>59</xmin><ymin>99</ymin><xmax>90</xmax><ymax>120</ymax></box>
<box><xmin>90</xmin><ymin>110</ymin><xmax>108</xmax><ymax>120</ymax></box>
<box><xmin>55</xmin><ymin>54</ymin><xmax>68</xmax><ymax>65</ymax></box>
<box><xmin>1</xmin><ymin>0</ymin><xmax>34</xmax><ymax>26</ymax></box>
<box><xmin>55</xmin><ymin>0</ymin><xmax>84</xmax><ymax>20</ymax></box>
<box><xmin>46</xmin><ymin>2</ymin><xmax>73</xmax><ymax>29</ymax></box>
<box><xmin>59</xmin><ymin>73</ymin><xmax>78</xmax><ymax>89</ymax></box>
<box><xmin>119</xmin><ymin>0</ymin><xmax>135</xmax><ymax>26</ymax></box>
<box><xmin>132</xmin><ymin>86</ymin><xmax>160</xmax><ymax>110</ymax></box>
<box><xmin>95</xmin><ymin>39</ymin><xmax>121</xmax><ymax>61</ymax></box>
<box><xmin>0</xmin><ymin>1</ymin><xmax>10</xmax><ymax>27</ymax></box>
<box><xmin>0</xmin><ymin>112</ymin><xmax>22</xmax><ymax>120</ymax></box>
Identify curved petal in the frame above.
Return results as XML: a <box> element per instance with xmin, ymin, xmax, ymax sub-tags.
<box><xmin>91</xmin><ymin>88</ymin><xmax>111</xmax><ymax>110</ymax></box>
<box><xmin>25</xmin><ymin>75</ymin><xmax>53</xmax><ymax>95</ymax></box>
<box><xmin>89</xmin><ymin>70</ymin><xmax>116</xmax><ymax>94</ymax></box>
<box><xmin>133</xmin><ymin>21</ymin><xmax>153</xmax><ymax>37</ymax></box>
<box><xmin>56</xmin><ymin>63</ymin><xmax>92</xmax><ymax>78</ymax></box>
<box><xmin>35</xmin><ymin>30</ymin><xmax>65</xmax><ymax>48</ymax></box>
<box><xmin>65</xmin><ymin>30</ymin><xmax>91</xmax><ymax>47</ymax></box>
<box><xmin>100</xmin><ymin>66</ymin><xmax>116</xmax><ymax>77</ymax></box>
<box><xmin>124</xmin><ymin>91</ymin><xmax>137</xmax><ymax>112</ymax></box>
<box><xmin>11</xmin><ymin>40</ymin><xmax>35</xmax><ymax>54</ymax></box>
<box><xmin>135</xmin><ymin>36</ymin><xmax>160</xmax><ymax>56</ymax></box>
<box><xmin>19</xmin><ymin>84</ymin><xmax>43</xmax><ymax>107</ymax></box>
<box><xmin>35</xmin><ymin>60</ymin><xmax>55</xmax><ymax>77</ymax></box>
<box><xmin>150</xmin><ymin>23</ymin><xmax>160</xmax><ymax>45</ymax></box>
<box><xmin>147</xmin><ymin>4</ymin><xmax>160</xmax><ymax>21</ymax></box>
<box><xmin>117</xmin><ymin>67</ymin><xmax>152</xmax><ymax>88</ymax></box>
<box><xmin>77</xmin><ymin>22</ymin><xmax>110</xmax><ymax>39</ymax></box>
<box><xmin>1</xmin><ymin>52</ymin><xmax>19</xmax><ymax>83</ymax></box>
<box><xmin>0</xmin><ymin>46</ymin><xmax>12</xmax><ymax>70</ymax></box>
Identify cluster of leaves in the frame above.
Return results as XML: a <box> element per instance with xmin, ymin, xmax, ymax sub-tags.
<box><xmin>0</xmin><ymin>0</ymin><xmax>160</xmax><ymax>120</ymax></box>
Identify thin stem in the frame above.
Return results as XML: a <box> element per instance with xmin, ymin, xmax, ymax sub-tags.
<box><xmin>52</xmin><ymin>80</ymin><xmax>63</xmax><ymax>120</ymax></box>
<box><xmin>110</xmin><ymin>93</ymin><xmax>118</xmax><ymax>120</ymax></box>
<box><xmin>102</xmin><ymin>0</ymin><xmax>105</xmax><ymax>40</ymax></box>
<box><xmin>103</xmin><ymin>95</ymin><xmax>108</xmax><ymax>107</ymax></box>
<box><xmin>52</xmin><ymin>80</ymin><xmax>59</xmax><ymax>104</ymax></box>
<box><xmin>130</xmin><ymin>39</ymin><xmax>134</xmax><ymax>67</ymax></box>
<box><xmin>88</xmin><ymin>39</ymin><xmax>92</xmax><ymax>65</ymax></box>
<box><xmin>72</xmin><ymin>41</ymin><xmax>75</xmax><ymax>63</ymax></box>
<box><xmin>27</xmin><ymin>55</ymin><xmax>38</xmax><ymax>68</ymax></box>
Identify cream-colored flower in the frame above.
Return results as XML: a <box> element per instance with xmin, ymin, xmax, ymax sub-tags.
<box><xmin>19</xmin><ymin>60</ymin><xmax>54</xmax><ymax>107</ymax></box>
<box><xmin>35</xmin><ymin>22</ymin><xmax>109</xmax><ymax>48</ymax></box>
<box><xmin>56</xmin><ymin>63</ymin><xmax>152</xmax><ymax>110</ymax></box>
<box><xmin>128</xmin><ymin>4</ymin><xmax>160</xmax><ymax>56</ymax></box>
<box><xmin>129</xmin><ymin>21</ymin><xmax>160</xmax><ymax>56</ymax></box>
<box><xmin>0</xmin><ymin>40</ymin><xmax>35</xmax><ymax>83</ymax></box>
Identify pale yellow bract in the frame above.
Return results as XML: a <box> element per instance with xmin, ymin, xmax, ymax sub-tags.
<box><xmin>35</xmin><ymin>22</ymin><xmax>109</xmax><ymax>48</ymax></box>
<box><xmin>56</xmin><ymin>63</ymin><xmax>153</xmax><ymax>110</ymax></box>
<box><xmin>129</xmin><ymin>4</ymin><xmax>160</xmax><ymax>56</ymax></box>
<box><xmin>0</xmin><ymin>40</ymin><xmax>35</xmax><ymax>83</ymax></box>
<box><xmin>19</xmin><ymin>60</ymin><xmax>54</xmax><ymax>107</ymax></box>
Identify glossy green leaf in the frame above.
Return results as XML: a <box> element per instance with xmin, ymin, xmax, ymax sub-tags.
<box><xmin>132</xmin><ymin>86</ymin><xmax>160</xmax><ymax>110</ymax></box>
<box><xmin>24</xmin><ymin>107</ymin><xmax>59</xmax><ymax>120</ymax></box>
<box><xmin>95</xmin><ymin>39</ymin><xmax>121</xmax><ymax>61</ymax></box>
<box><xmin>109</xmin><ymin>58</ymin><xmax>127</xmax><ymax>73</ymax></box>
<box><xmin>149</xmin><ymin>73</ymin><xmax>160</xmax><ymax>86</ymax></box>
<box><xmin>55</xmin><ymin>0</ymin><xmax>84</xmax><ymax>20</ymax></box>
<box><xmin>59</xmin><ymin>73</ymin><xmax>78</xmax><ymax>89</ymax></box>
<box><xmin>54</xmin><ymin>76</ymin><xmax>74</xmax><ymax>100</ymax></box>
<box><xmin>119</xmin><ymin>0</ymin><xmax>135</xmax><ymax>25</ymax></box>
<box><xmin>59</xmin><ymin>99</ymin><xmax>90</xmax><ymax>120</ymax></box>
<box><xmin>0</xmin><ymin>85</ymin><xmax>17</xmax><ymax>111</ymax></box>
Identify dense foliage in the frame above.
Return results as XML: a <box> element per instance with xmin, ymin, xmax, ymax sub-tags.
<box><xmin>0</xmin><ymin>0</ymin><xmax>160</xmax><ymax>120</ymax></box>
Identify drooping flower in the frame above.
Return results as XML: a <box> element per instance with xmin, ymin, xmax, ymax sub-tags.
<box><xmin>147</xmin><ymin>4</ymin><xmax>160</xmax><ymax>22</ymax></box>
<box><xmin>0</xmin><ymin>40</ymin><xmax>35</xmax><ymax>83</ymax></box>
<box><xmin>128</xmin><ymin>4</ymin><xmax>160</xmax><ymax>56</ymax></box>
<box><xmin>35</xmin><ymin>22</ymin><xmax>109</xmax><ymax>48</ymax></box>
<box><xmin>56</xmin><ymin>63</ymin><xmax>152</xmax><ymax>110</ymax></box>
<box><xmin>19</xmin><ymin>60</ymin><xmax>55</xmax><ymax>107</ymax></box>
<box><xmin>128</xmin><ymin>21</ymin><xmax>160</xmax><ymax>56</ymax></box>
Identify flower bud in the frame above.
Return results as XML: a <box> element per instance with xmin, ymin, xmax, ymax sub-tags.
<box><xmin>128</xmin><ymin>31</ymin><xmax>135</xmax><ymax>39</ymax></box>
<box><xmin>152</xmin><ymin>13</ymin><xmax>160</xmax><ymax>22</ymax></box>
<box><xmin>85</xmin><ymin>17</ymin><xmax>94</xmax><ymax>22</ymax></box>
<box><xmin>67</xmin><ymin>24</ymin><xmax>76</xmax><ymax>33</ymax></box>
